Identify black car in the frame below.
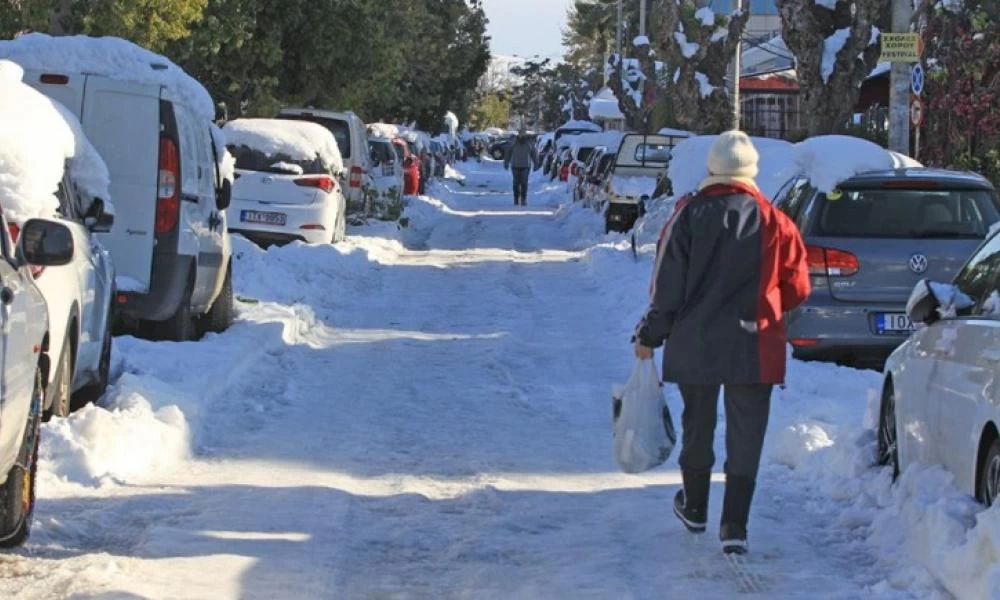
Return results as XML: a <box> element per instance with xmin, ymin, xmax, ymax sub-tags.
<box><xmin>488</xmin><ymin>135</ymin><xmax>515</xmax><ymax>160</ymax></box>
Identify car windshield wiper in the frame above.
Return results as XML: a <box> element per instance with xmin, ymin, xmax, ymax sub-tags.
<box><xmin>908</xmin><ymin>229</ymin><xmax>977</xmax><ymax>238</ymax></box>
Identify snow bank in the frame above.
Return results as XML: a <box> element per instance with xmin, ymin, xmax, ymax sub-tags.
<box><xmin>0</xmin><ymin>59</ymin><xmax>110</xmax><ymax>224</ymax></box>
<box><xmin>793</xmin><ymin>135</ymin><xmax>921</xmax><ymax>192</ymax></box>
<box><xmin>668</xmin><ymin>135</ymin><xmax>795</xmax><ymax>199</ymax></box>
<box><xmin>224</xmin><ymin>119</ymin><xmax>344</xmax><ymax>173</ymax></box>
<box><xmin>0</xmin><ymin>34</ymin><xmax>215</xmax><ymax>122</ymax></box>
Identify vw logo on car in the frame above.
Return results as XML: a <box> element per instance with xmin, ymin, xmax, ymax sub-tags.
<box><xmin>909</xmin><ymin>253</ymin><xmax>929</xmax><ymax>274</ymax></box>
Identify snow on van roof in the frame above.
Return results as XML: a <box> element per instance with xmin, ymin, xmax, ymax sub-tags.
<box><xmin>0</xmin><ymin>60</ymin><xmax>111</xmax><ymax>224</ymax></box>
<box><xmin>557</xmin><ymin>120</ymin><xmax>602</xmax><ymax>132</ymax></box>
<box><xmin>571</xmin><ymin>131</ymin><xmax>625</xmax><ymax>152</ymax></box>
<box><xmin>0</xmin><ymin>34</ymin><xmax>216</xmax><ymax>122</ymax></box>
<box><xmin>223</xmin><ymin>119</ymin><xmax>344</xmax><ymax>173</ymax></box>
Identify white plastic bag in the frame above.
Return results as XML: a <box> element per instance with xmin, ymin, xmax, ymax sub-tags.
<box><xmin>612</xmin><ymin>359</ymin><xmax>676</xmax><ymax>474</ymax></box>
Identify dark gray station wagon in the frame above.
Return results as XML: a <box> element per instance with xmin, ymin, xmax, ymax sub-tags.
<box><xmin>772</xmin><ymin>168</ymin><xmax>1000</xmax><ymax>367</ymax></box>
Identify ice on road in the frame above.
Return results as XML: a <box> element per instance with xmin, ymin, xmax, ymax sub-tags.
<box><xmin>0</xmin><ymin>162</ymin><xmax>948</xmax><ymax>599</ymax></box>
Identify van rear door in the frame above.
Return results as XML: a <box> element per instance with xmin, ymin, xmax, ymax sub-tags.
<box><xmin>79</xmin><ymin>76</ymin><xmax>161</xmax><ymax>291</ymax></box>
<box><xmin>21</xmin><ymin>69</ymin><xmax>86</xmax><ymax>116</ymax></box>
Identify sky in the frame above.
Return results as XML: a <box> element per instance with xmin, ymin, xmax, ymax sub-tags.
<box><xmin>483</xmin><ymin>0</ymin><xmax>574</xmax><ymax>61</ymax></box>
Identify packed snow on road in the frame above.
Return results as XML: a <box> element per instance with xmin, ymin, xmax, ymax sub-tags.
<box><xmin>0</xmin><ymin>159</ymin><xmax>995</xmax><ymax>599</ymax></box>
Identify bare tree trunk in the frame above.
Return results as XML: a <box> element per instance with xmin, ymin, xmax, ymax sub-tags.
<box><xmin>607</xmin><ymin>41</ymin><xmax>659</xmax><ymax>133</ymax></box>
<box><xmin>659</xmin><ymin>0</ymin><xmax>748</xmax><ymax>134</ymax></box>
<box><xmin>776</xmin><ymin>0</ymin><xmax>887</xmax><ymax>136</ymax></box>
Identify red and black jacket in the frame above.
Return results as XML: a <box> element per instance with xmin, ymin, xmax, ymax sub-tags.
<box><xmin>635</xmin><ymin>182</ymin><xmax>811</xmax><ymax>385</ymax></box>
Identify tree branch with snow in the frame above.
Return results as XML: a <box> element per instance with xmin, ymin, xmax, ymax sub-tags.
<box><xmin>776</xmin><ymin>0</ymin><xmax>887</xmax><ymax>136</ymax></box>
<box><xmin>658</xmin><ymin>1</ymin><xmax>748</xmax><ymax>134</ymax></box>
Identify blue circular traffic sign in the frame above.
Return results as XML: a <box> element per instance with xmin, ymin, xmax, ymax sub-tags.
<box><xmin>911</xmin><ymin>64</ymin><xmax>925</xmax><ymax>96</ymax></box>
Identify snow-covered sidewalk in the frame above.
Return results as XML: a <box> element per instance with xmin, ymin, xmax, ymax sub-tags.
<box><xmin>0</xmin><ymin>161</ymin><xmax>963</xmax><ymax>598</ymax></box>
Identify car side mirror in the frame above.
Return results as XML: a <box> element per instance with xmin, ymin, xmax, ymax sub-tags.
<box><xmin>83</xmin><ymin>198</ymin><xmax>115</xmax><ymax>233</ymax></box>
<box><xmin>19</xmin><ymin>219</ymin><xmax>74</xmax><ymax>266</ymax></box>
<box><xmin>906</xmin><ymin>279</ymin><xmax>975</xmax><ymax>324</ymax></box>
<box><xmin>216</xmin><ymin>178</ymin><xmax>232</xmax><ymax>211</ymax></box>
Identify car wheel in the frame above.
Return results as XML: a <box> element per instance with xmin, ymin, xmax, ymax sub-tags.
<box><xmin>0</xmin><ymin>366</ymin><xmax>41</xmax><ymax>547</ymax></box>
<box><xmin>73</xmin><ymin>296</ymin><xmax>114</xmax><ymax>408</ymax></box>
<box><xmin>202</xmin><ymin>262</ymin><xmax>234</xmax><ymax>335</ymax></box>
<box><xmin>44</xmin><ymin>332</ymin><xmax>73</xmax><ymax>420</ymax></box>
<box><xmin>979</xmin><ymin>438</ymin><xmax>1000</xmax><ymax>506</ymax></box>
<box><xmin>877</xmin><ymin>380</ymin><xmax>900</xmax><ymax>480</ymax></box>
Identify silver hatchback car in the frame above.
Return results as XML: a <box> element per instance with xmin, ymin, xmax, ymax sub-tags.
<box><xmin>773</xmin><ymin>168</ymin><xmax>1000</xmax><ymax>367</ymax></box>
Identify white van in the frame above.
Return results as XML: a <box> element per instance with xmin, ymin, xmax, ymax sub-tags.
<box><xmin>276</xmin><ymin>108</ymin><xmax>374</xmax><ymax>214</ymax></box>
<box><xmin>22</xmin><ymin>71</ymin><xmax>234</xmax><ymax>341</ymax></box>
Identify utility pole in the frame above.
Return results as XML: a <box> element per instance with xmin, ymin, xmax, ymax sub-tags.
<box><xmin>616</xmin><ymin>0</ymin><xmax>624</xmax><ymax>58</ymax></box>
<box><xmin>732</xmin><ymin>0</ymin><xmax>743</xmax><ymax>129</ymax></box>
<box><xmin>639</xmin><ymin>0</ymin><xmax>647</xmax><ymax>38</ymax></box>
<box><xmin>888</xmin><ymin>0</ymin><xmax>912</xmax><ymax>154</ymax></box>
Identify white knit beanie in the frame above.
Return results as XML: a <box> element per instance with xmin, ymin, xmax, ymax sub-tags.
<box><xmin>706</xmin><ymin>130</ymin><xmax>759</xmax><ymax>179</ymax></box>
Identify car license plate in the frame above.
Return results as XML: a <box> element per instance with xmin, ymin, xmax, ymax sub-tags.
<box><xmin>241</xmin><ymin>210</ymin><xmax>286</xmax><ymax>226</ymax></box>
<box><xmin>876</xmin><ymin>313</ymin><xmax>916</xmax><ymax>334</ymax></box>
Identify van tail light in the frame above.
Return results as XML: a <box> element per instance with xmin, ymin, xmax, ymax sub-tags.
<box><xmin>295</xmin><ymin>176</ymin><xmax>335</xmax><ymax>194</ymax></box>
<box><xmin>156</xmin><ymin>137</ymin><xmax>180</xmax><ymax>234</ymax></box>
<box><xmin>806</xmin><ymin>245</ymin><xmax>859</xmax><ymax>277</ymax></box>
<box><xmin>349</xmin><ymin>166</ymin><xmax>364</xmax><ymax>189</ymax></box>
<box><xmin>39</xmin><ymin>74</ymin><xmax>69</xmax><ymax>85</ymax></box>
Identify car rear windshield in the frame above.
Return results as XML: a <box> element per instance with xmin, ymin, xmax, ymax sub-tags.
<box><xmin>370</xmin><ymin>140</ymin><xmax>395</xmax><ymax>164</ymax></box>
<box><xmin>227</xmin><ymin>145</ymin><xmax>326</xmax><ymax>175</ymax></box>
<box><xmin>814</xmin><ymin>188</ymin><xmax>1000</xmax><ymax>239</ymax></box>
<box><xmin>276</xmin><ymin>114</ymin><xmax>351</xmax><ymax>159</ymax></box>
<box><xmin>634</xmin><ymin>143</ymin><xmax>672</xmax><ymax>163</ymax></box>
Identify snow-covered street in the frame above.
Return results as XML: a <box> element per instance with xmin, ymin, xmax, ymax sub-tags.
<box><xmin>0</xmin><ymin>161</ymin><xmax>979</xmax><ymax>599</ymax></box>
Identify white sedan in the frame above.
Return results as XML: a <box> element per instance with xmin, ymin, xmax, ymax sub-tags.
<box><xmin>880</xmin><ymin>227</ymin><xmax>1000</xmax><ymax>505</ymax></box>
<box><xmin>224</xmin><ymin>119</ymin><xmax>347</xmax><ymax>246</ymax></box>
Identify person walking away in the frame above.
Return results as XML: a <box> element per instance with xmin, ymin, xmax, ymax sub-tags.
<box><xmin>632</xmin><ymin>131</ymin><xmax>810</xmax><ymax>555</ymax></box>
<box><xmin>504</xmin><ymin>126</ymin><xmax>539</xmax><ymax>206</ymax></box>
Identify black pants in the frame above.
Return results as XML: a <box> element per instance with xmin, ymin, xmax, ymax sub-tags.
<box><xmin>512</xmin><ymin>167</ymin><xmax>530</xmax><ymax>204</ymax></box>
<box><xmin>677</xmin><ymin>384</ymin><xmax>772</xmax><ymax>481</ymax></box>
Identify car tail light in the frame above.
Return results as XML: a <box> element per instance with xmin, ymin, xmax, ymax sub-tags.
<box><xmin>156</xmin><ymin>137</ymin><xmax>180</xmax><ymax>234</ymax></box>
<box><xmin>299</xmin><ymin>224</ymin><xmax>326</xmax><ymax>231</ymax></box>
<box><xmin>295</xmin><ymin>175</ymin><xmax>335</xmax><ymax>193</ymax></box>
<box><xmin>349</xmin><ymin>166</ymin><xmax>364</xmax><ymax>189</ymax></box>
<box><xmin>790</xmin><ymin>338</ymin><xmax>820</xmax><ymax>348</ymax></box>
<box><xmin>39</xmin><ymin>73</ymin><xmax>69</xmax><ymax>84</ymax></box>
<box><xmin>806</xmin><ymin>245</ymin><xmax>859</xmax><ymax>277</ymax></box>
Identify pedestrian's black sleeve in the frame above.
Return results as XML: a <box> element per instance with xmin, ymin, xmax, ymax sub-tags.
<box><xmin>634</xmin><ymin>206</ymin><xmax>691</xmax><ymax>348</ymax></box>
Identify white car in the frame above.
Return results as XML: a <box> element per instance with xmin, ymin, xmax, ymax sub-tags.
<box><xmin>225</xmin><ymin>119</ymin><xmax>347</xmax><ymax>246</ymax></box>
<box><xmin>880</xmin><ymin>223</ymin><xmax>1000</xmax><ymax>505</ymax></box>
<box><xmin>0</xmin><ymin>59</ymin><xmax>94</xmax><ymax>545</ymax></box>
<box><xmin>367</xmin><ymin>136</ymin><xmax>403</xmax><ymax>220</ymax></box>
<box><xmin>2</xmin><ymin>59</ymin><xmax>116</xmax><ymax>419</ymax></box>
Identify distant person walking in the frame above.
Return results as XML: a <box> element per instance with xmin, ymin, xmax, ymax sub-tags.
<box><xmin>504</xmin><ymin>126</ymin><xmax>539</xmax><ymax>206</ymax></box>
<box><xmin>632</xmin><ymin>131</ymin><xmax>810</xmax><ymax>555</ymax></box>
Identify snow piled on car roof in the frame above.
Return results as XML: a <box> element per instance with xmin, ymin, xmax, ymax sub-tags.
<box><xmin>0</xmin><ymin>59</ymin><xmax>111</xmax><ymax>224</ymax></box>
<box><xmin>668</xmin><ymin>135</ymin><xmax>795</xmax><ymax>200</ymax></box>
<box><xmin>0</xmin><ymin>33</ymin><xmax>216</xmax><ymax>122</ymax></box>
<box><xmin>223</xmin><ymin>118</ymin><xmax>344</xmax><ymax>174</ymax></box>
<box><xmin>570</xmin><ymin>131</ymin><xmax>625</xmax><ymax>153</ymax></box>
<box><xmin>667</xmin><ymin>134</ymin><xmax>921</xmax><ymax>200</ymax></box>
<box><xmin>793</xmin><ymin>135</ymin><xmax>922</xmax><ymax>192</ymax></box>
